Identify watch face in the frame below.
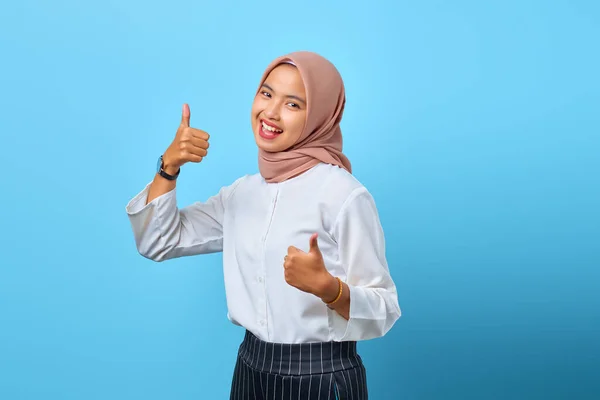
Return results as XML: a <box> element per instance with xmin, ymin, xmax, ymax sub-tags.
<box><xmin>157</xmin><ymin>155</ymin><xmax>163</xmax><ymax>173</ymax></box>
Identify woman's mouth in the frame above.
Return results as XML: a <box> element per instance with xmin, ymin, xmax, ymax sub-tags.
<box><xmin>259</xmin><ymin>120</ymin><xmax>283</xmax><ymax>140</ymax></box>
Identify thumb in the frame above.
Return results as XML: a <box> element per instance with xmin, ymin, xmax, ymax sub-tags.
<box><xmin>309</xmin><ymin>233</ymin><xmax>321</xmax><ymax>255</ymax></box>
<box><xmin>181</xmin><ymin>103</ymin><xmax>190</xmax><ymax>127</ymax></box>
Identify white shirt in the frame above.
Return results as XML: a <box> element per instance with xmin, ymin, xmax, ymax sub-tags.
<box><xmin>126</xmin><ymin>162</ymin><xmax>401</xmax><ymax>344</ymax></box>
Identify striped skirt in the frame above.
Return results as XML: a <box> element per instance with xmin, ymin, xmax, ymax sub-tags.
<box><xmin>230</xmin><ymin>330</ymin><xmax>368</xmax><ymax>399</ymax></box>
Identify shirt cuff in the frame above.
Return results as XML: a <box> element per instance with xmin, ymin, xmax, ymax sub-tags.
<box><xmin>330</xmin><ymin>284</ymin><xmax>365</xmax><ymax>341</ymax></box>
<box><xmin>125</xmin><ymin>182</ymin><xmax>175</xmax><ymax>215</ymax></box>
<box><xmin>331</xmin><ymin>283</ymin><xmax>397</xmax><ymax>342</ymax></box>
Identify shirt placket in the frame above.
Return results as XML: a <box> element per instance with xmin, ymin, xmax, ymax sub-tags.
<box><xmin>257</xmin><ymin>185</ymin><xmax>279</xmax><ymax>340</ymax></box>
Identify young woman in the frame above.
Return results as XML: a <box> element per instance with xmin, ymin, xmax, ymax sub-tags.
<box><xmin>126</xmin><ymin>51</ymin><xmax>401</xmax><ymax>399</ymax></box>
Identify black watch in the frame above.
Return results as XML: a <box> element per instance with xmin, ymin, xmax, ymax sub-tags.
<box><xmin>156</xmin><ymin>155</ymin><xmax>180</xmax><ymax>180</ymax></box>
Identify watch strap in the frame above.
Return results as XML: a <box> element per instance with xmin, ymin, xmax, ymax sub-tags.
<box><xmin>158</xmin><ymin>155</ymin><xmax>180</xmax><ymax>180</ymax></box>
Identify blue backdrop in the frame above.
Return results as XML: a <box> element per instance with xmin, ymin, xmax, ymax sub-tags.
<box><xmin>1</xmin><ymin>0</ymin><xmax>598</xmax><ymax>399</ymax></box>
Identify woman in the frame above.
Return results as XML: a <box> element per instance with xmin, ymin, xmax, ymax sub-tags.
<box><xmin>126</xmin><ymin>51</ymin><xmax>401</xmax><ymax>399</ymax></box>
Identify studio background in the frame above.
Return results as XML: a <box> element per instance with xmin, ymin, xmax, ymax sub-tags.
<box><xmin>1</xmin><ymin>0</ymin><xmax>598</xmax><ymax>399</ymax></box>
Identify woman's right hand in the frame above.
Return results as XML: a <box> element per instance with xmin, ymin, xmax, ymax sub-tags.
<box><xmin>162</xmin><ymin>104</ymin><xmax>210</xmax><ymax>175</ymax></box>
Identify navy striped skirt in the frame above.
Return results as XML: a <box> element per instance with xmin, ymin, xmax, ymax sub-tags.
<box><xmin>230</xmin><ymin>330</ymin><xmax>368</xmax><ymax>399</ymax></box>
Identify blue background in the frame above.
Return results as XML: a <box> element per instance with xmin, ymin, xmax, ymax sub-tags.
<box><xmin>1</xmin><ymin>0</ymin><xmax>598</xmax><ymax>399</ymax></box>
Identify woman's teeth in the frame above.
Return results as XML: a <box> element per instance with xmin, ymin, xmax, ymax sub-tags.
<box><xmin>262</xmin><ymin>121</ymin><xmax>282</xmax><ymax>133</ymax></box>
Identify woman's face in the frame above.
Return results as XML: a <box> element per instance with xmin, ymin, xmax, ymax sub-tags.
<box><xmin>251</xmin><ymin>64</ymin><xmax>307</xmax><ymax>153</ymax></box>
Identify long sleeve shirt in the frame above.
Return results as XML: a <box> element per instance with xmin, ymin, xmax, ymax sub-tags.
<box><xmin>125</xmin><ymin>162</ymin><xmax>401</xmax><ymax>344</ymax></box>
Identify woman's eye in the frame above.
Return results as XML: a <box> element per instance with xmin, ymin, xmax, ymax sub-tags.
<box><xmin>288</xmin><ymin>102</ymin><xmax>299</xmax><ymax>108</ymax></box>
<box><xmin>262</xmin><ymin>91</ymin><xmax>271</xmax><ymax>97</ymax></box>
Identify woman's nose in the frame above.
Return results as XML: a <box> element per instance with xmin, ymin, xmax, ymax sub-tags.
<box><xmin>264</xmin><ymin>102</ymin><xmax>280</xmax><ymax>120</ymax></box>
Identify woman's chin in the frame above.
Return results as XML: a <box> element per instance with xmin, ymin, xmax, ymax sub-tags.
<box><xmin>254</xmin><ymin>132</ymin><xmax>288</xmax><ymax>152</ymax></box>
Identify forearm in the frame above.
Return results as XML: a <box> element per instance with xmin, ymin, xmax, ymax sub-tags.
<box><xmin>318</xmin><ymin>275</ymin><xmax>351</xmax><ymax>320</ymax></box>
<box><xmin>146</xmin><ymin>163</ymin><xmax>179</xmax><ymax>205</ymax></box>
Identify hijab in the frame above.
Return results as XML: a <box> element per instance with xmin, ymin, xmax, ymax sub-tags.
<box><xmin>256</xmin><ymin>51</ymin><xmax>352</xmax><ymax>183</ymax></box>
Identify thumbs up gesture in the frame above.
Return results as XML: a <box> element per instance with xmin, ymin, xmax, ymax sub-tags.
<box><xmin>162</xmin><ymin>104</ymin><xmax>210</xmax><ymax>175</ymax></box>
<box><xmin>284</xmin><ymin>233</ymin><xmax>339</xmax><ymax>303</ymax></box>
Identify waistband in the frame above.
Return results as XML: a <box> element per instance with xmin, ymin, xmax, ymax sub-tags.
<box><xmin>238</xmin><ymin>330</ymin><xmax>362</xmax><ymax>376</ymax></box>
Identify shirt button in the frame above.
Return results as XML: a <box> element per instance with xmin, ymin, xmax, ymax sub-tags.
<box><xmin>258</xmin><ymin>276</ymin><xmax>264</xmax><ymax>283</ymax></box>
<box><xmin>259</xmin><ymin>320</ymin><xmax>266</xmax><ymax>326</ymax></box>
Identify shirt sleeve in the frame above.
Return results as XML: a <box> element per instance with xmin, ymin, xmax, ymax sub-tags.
<box><xmin>125</xmin><ymin>178</ymin><xmax>243</xmax><ymax>262</ymax></box>
<box><xmin>330</xmin><ymin>187</ymin><xmax>401</xmax><ymax>341</ymax></box>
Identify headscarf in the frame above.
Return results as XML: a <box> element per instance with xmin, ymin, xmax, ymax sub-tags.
<box><xmin>256</xmin><ymin>51</ymin><xmax>352</xmax><ymax>183</ymax></box>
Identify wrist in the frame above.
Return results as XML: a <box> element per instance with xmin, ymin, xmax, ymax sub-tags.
<box><xmin>317</xmin><ymin>273</ymin><xmax>340</xmax><ymax>303</ymax></box>
<box><xmin>163</xmin><ymin>165</ymin><xmax>180</xmax><ymax>176</ymax></box>
<box><xmin>161</xmin><ymin>155</ymin><xmax>181</xmax><ymax>176</ymax></box>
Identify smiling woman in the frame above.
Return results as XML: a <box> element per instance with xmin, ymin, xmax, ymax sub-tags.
<box><xmin>125</xmin><ymin>51</ymin><xmax>401</xmax><ymax>399</ymax></box>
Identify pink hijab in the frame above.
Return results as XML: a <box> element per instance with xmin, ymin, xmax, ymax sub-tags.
<box><xmin>256</xmin><ymin>51</ymin><xmax>352</xmax><ymax>183</ymax></box>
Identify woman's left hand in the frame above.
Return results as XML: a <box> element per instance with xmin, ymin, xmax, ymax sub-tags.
<box><xmin>284</xmin><ymin>233</ymin><xmax>339</xmax><ymax>303</ymax></box>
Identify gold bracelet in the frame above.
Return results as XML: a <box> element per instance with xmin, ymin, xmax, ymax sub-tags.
<box><xmin>325</xmin><ymin>277</ymin><xmax>343</xmax><ymax>306</ymax></box>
